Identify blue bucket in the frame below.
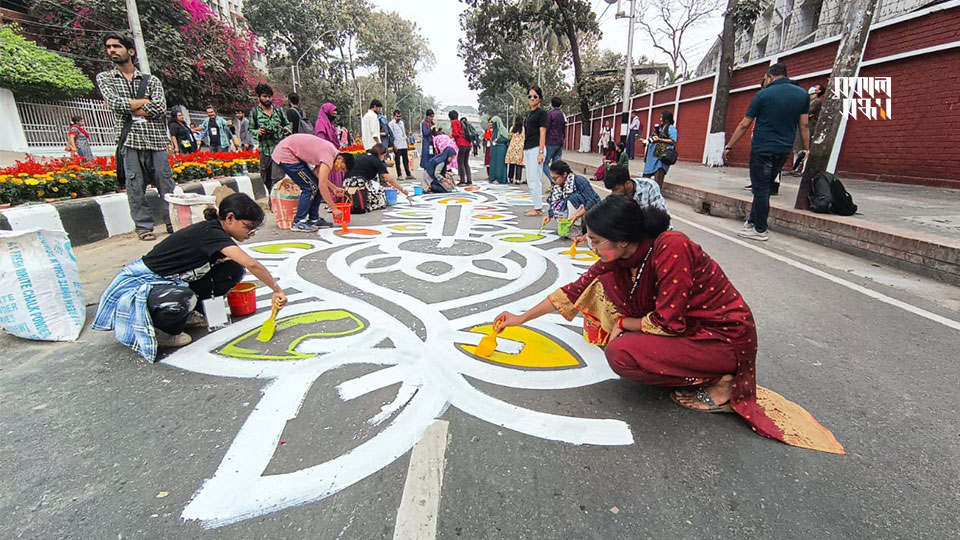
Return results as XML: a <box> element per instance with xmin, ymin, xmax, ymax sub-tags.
<box><xmin>384</xmin><ymin>188</ymin><xmax>398</xmax><ymax>206</ymax></box>
<box><xmin>413</xmin><ymin>185</ymin><xmax>423</xmax><ymax>196</ymax></box>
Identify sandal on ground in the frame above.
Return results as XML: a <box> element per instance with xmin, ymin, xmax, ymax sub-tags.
<box><xmin>523</xmin><ymin>209</ymin><xmax>543</xmax><ymax>217</ymax></box>
<box><xmin>670</xmin><ymin>387</ymin><xmax>734</xmax><ymax>413</ymax></box>
<box><xmin>137</xmin><ymin>230</ymin><xmax>157</xmax><ymax>241</ymax></box>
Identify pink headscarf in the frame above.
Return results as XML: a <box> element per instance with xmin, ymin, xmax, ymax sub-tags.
<box><xmin>314</xmin><ymin>102</ymin><xmax>339</xmax><ymax>146</ymax></box>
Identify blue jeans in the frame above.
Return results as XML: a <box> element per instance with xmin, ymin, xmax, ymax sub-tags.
<box><xmin>747</xmin><ymin>151</ymin><xmax>790</xmax><ymax>233</ymax></box>
<box><xmin>626</xmin><ymin>130</ymin><xmax>638</xmax><ymax>159</ymax></box>
<box><xmin>279</xmin><ymin>161</ymin><xmax>322</xmax><ymax>223</ymax></box>
<box><xmin>209</xmin><ymin>144</ymin><xmax>230</xmax><ymax>153</ymax></box>
<box><xmin>541</xmin><ymin>145</ymin><xmax>562</xmax><ymax>177</ymax></box>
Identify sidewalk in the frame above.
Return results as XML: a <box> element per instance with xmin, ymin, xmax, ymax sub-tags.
<box><xmin>561</xmin><ymin>152</ymin><xmax>960</xmax><ymax>285</ymax></box>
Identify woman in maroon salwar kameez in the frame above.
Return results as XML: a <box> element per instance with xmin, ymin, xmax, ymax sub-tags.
<box><xmin>496</xmin><ymin>196</ymin><xmax>843</xmax><ymax>453</ymax></box>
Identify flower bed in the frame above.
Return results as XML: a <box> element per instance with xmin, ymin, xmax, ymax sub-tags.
<box><xmin>0</xmin><ymin>151</ymin><xmax>260</xmax><ymax>206</ymax></box>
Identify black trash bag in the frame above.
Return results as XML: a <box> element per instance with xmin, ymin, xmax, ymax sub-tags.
<box><xmin>147</xmin><ymin>284</ymin><xmax>197</xmax><ymax>335</ymax></box>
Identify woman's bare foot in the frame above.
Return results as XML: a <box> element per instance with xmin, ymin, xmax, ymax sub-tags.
<box><xmin>673</xmin><ymin>374</ymin><xmax>734</xmax><ymax>411</ymax></box>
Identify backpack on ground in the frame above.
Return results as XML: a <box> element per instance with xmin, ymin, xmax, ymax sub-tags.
<box><xmin>828</xmin><ymin>175</ymin><xmax>857</xmax><ymax>216</ymax></box>
<box><xmin>808</xmin><ymin>171</ymin><xmax>834</xmax><ymax>213</ymax></box>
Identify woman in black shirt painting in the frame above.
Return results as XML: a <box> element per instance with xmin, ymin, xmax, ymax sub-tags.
<box><xmin>522</xmin><ymin>85</ymin><xmax>548</xmax><ymax>217</ymax></box>
<box><xmin>343</xmin><ymin>144</ymin><xmax>409</xmax><ymax>211</ymax></box>
<box><xmin>92</xmin><ymin>194</ymin><xmax>287</xmax><ymax>362</ymax></box>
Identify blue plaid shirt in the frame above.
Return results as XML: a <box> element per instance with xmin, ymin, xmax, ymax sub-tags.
<box><xmin>92</xmin><ymin>259</ymin><xmax>185</xmax><ymax>363</ymax></box>
<box><xmin>632</xmin><ymin>177</ymin><xmax>669</xmax><ymax>214</ymax></box>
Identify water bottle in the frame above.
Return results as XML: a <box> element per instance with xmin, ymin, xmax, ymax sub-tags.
<box><xmin>241</xmin><ymin>162</ymin><xmax>248</xmax><ymax>176</ymax></box>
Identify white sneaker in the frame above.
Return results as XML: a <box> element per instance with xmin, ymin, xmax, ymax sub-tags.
<box><xmin>156</xmin><ymin>330</ymin><xmax>192</xmax><ymax>348</ymax></box>
<box><xmin>737</xmin><ymin>228</ymin><xmax>768</xmax><ymax>242</ymax></box>
<box><xmin>742</xmin><ymin>221</ymin><xmax>754</xmax><ymax>230</ymax></box>
<box><xmin>185</xmin><ymin>310</ymin><xmax>207</xmax><ymax>328</ymax></box>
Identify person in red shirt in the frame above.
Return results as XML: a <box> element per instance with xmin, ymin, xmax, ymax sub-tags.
<box><xmin>449</xmin><ymin>110</ymin><xmax>473</xmax><ymax>186</ymax></box>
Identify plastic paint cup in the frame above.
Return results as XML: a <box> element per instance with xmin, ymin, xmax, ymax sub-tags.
<box><xmin>384</xmin><ymin>188</ymin><xmax>398</xmax><ymax>206</ymax></box>
<box><xmin>557</xmin><ymin>218</ymin><xmax>571</xmax><ymax>237</ymax></box>
<box><xmin>226</xmin><ymin>282</ymin><xmax>258</xmax><ymax>317</ymax></box>
<box><xmin>413</xmin><ymin>185</ymin><xmax>423</xmax><ymax>196</ymax></box>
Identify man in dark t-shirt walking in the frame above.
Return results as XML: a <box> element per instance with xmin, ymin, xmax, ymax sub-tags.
<box><xmin>724</xmin><ymin>63</ymin><xmax>809</xmax><ymax>241</ymax></box>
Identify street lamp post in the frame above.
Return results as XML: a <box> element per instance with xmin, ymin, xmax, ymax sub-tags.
<box><xmin>292</xmin><ymin>30</ymin><xmax>336</xmax><ymax>92</ymax></box>
<box><xmin>616</xmin><ymin>0</ymin><xmax>637</xmax><ymax>145</ymax></box>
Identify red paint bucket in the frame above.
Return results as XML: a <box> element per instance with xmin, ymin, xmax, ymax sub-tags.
<box><xmin>333</xmin><ymin>202</ymin><xmax>352</xmax><ymax>225</ymax></box>
<box><xmin>227</xmin><ymin>282</ymin><xmax>258</xmax><ymax>317</ymax></box>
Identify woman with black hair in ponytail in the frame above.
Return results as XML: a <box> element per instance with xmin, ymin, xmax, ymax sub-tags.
<box><xmin>93</xmin><ymin>193</ymin><xmax>287</xmax><ymax>362</ymax></box>
<box><xmin>494</xmin><ymin>196</ymin><xmax>843</xmax><ymax>453</ymax></box>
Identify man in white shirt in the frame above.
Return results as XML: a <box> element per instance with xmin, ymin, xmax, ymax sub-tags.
<box><xmin>361</xmin><ymin>99</ymin><xmax>383</xmax><ymax>150</ymax></box>
<box><xmin>627</xmin><ymin>113</ymin><xmax>642</xmax><ymax>159</ymax></box>
<box><xmin>388</xmin><ymin>109</ymin><xmax>413</xmax><ymax>179</ymax></box>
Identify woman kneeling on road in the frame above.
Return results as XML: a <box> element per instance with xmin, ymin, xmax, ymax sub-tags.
<box><xmin>495</xmin><ymin>196</ymin><xmax>843</xmax><ymax>453</ymax></box>
<box><xmin>344</xmin><ymin>143</ymin><xmax>410</xmax><ymax>211</ymax></box>
<box><xmin>92</xmin><ymin>193</ymin><xmax>287</xmax><ymax>362</ymax></box>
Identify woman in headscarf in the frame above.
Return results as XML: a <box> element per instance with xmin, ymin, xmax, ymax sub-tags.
<box><xmin>488</xmin><ymin>115</ymin><xmax>510</xmax><ymax>184</ymax></box>
<box><xmin>314</xmin><ymin>103</ymin><xmax>344</xmax><ymax>187</ymax></box>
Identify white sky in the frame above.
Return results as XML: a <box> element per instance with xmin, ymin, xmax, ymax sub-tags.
<box><xmin>367</xmin><ymin>0</ymin><xmax>723</xmax><ymax>110</ymax></box>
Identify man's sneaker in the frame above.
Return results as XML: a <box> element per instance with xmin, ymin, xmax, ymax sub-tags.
<box><xmin>405</xmin><ymin>175</ymin><xmax>415</xmax><ymax>180</ymax></box>
<box><xmin>291</xmin><ymin>221</ymin><xmax>319</xmax><ymax>232</ymax></box>
<box><xmin>309</xmin><ymin>218</ymin><xmax>333</xmax><ymax>229</ymax></box>
<box><xmin>742</xmin><ymin>221</ymin><xmax>754</xmax><ymax>231</ymax></box>
<box><xmin>156</xmin><ymin>330</ymin><xmax>192</xmax><ymax>348</ymax></box>
<box><xmin>185</xmin><ymin>310</ymin><xmax>207</xmax><ymax>329</ymax></box>
<box><xmin>737</xmin><ymin>228</ymin><xmax>768</xmax><ymax>242</ymax></box>
<box><xmin>743</xmin><ymin>185</ymin><xmax>753</xmax><ymax>191</ymax></box>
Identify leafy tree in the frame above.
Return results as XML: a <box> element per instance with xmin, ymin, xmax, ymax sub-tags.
<box><xmin>0</xmin><ymin>24</ymin><xmax>93</xmax><ymax>100</ymax></box>
<box><xmin>579</xmin><ymin>33</ymin><xmax>651</xmax><ymax>109</ymax></box>
<box><xmin>356</xmin><ymin>11</ymin><xmax>434</xmax><ymax>95</ymax></box>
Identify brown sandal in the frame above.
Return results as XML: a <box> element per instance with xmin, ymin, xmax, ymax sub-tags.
<box><xmin>524</xmin><ymin>209</ymin><xmax>543</xmax><ymax>217</ymax></box>
<box><xmin>137</xmin><ymin>230</ymin><xmax>157</xmax><ymax>241</ymax></box>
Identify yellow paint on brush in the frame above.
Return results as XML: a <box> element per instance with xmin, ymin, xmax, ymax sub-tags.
<box><xmin>459</xmin><ymin>325</ymin><xmax>580</xmax><ymax>369</ymax></box>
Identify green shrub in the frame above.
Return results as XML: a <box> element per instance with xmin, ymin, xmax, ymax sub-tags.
<box><xmin>0</xmin><ymin>24</ymin><xmax>94</xmax><ymax>100</ymax></box>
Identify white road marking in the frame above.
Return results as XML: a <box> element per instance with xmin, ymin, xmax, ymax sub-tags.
<box><xmin>392</xmin><ymin>420</ymin><xmax>449</xmax><ymax>540</ymax></box>
<box><xmin>673</xmin><ymin>215</ymin><xmax>960</xmax><ymax>332</ymax></box>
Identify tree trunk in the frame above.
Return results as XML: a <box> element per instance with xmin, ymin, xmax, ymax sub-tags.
<box><xmin>554</xmin><ymin>0</ymin><xmax>592</xmax><ymax>151</ymax></box>
<box><xmin>705</xmin><ymin>0</ymin><xmax>738</xmax><ymax>166</ymax></box>
<box><xmin>795</xmin><ymin>0</ymin><xmax>879</xmax><ymax>210</ymax></box>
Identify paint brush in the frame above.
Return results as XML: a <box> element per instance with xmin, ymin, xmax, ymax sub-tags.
<box><xmin>475</xmin><ymin>317</ymin><xmax>504</xmax><ymax>357</ymax></box>
<box><xmin>536</xmin><ymin>216</ymin><xmax>548</xmax><ymax>237</ymax></box>
<box><xmin>256</xmin><ymin>298</ymin><xmax>281</xmax><ymax>342</ymax></box>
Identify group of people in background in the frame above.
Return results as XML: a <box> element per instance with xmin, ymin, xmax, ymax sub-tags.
<box><xmin>593</xmin><ymin>110</ymin><xmax>678</xmax><ymax>189</ymax></box>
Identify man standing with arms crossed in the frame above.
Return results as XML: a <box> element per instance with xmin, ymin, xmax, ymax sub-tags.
<box><xmin>724</xmin><ymin>63</ymin><xmax>809</xmax><ymax>242</ymax></box>
<box><xmin>96</xmin><ymin>34</ymin><xmax>176</xmax><ymax>242</ymax></box>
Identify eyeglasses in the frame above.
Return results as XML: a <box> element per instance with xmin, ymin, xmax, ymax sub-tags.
<box><xmin>242</xmin><ymin>221</ymin><xmax>262</xmax><ymax>236</ymax></box>
<box><xmin>586</xmin><ymin>237</ymin><xmax>610</xmax><ymax>250</ymax></box>
<box><xmin>528</xmin><ymin>94</ymin><xmax>540</xmax><ymax>100</ymax></box>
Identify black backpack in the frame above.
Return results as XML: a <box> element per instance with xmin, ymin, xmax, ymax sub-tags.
<box><xmin>461</xmin><ymin>118</ymin><xmax>478</xmax><ymax>143</ymax></box>
<box><xmin>809</xmin><ymin>171</ymin><xmax>857</xmax><ymax>216</ymax></box>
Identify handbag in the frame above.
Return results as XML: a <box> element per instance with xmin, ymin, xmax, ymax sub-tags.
<box><xmin>661</xmin><ymin>147</ymin><xmax>678</xmax><ymax>165</ymax></box>
<box><xmin>115</xmin><ymin>74</ymin><xmax>152</xmax><ymax>188</ymax></box>
<box><xmin>347</xmin><ymin>185</ymin><xmax>368</xmax><ymax>214</ymax></box>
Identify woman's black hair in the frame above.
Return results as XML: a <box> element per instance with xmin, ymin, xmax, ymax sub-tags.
<box><xmin>169</xmin><ymin>110</ymin><xmax>182</xmax><ymax>124</ymax></box>
<box><xmin>549</xmin><ymin>160</ymin><xmax>572</xmax><ymax>176</ymax></box>
<box><xmin>368</xmin><ymin>143</ymin><xmax>387</xmax><ymax>157</ymax></box>
<box><xmin>661</xmin><ymin>110</ymin><xmax>674</xmax><ymax>125</ymax></box>
<box><xmin>528</xmin><ymin>85</ymin><xmax>543</xmax><ymax>100</ymax></box>
<box><xmin>617</xmin><ymin>141</ymin><xmax>625</xmax><ymax>151</ymax></box>
<box><xmin>204</xmin><ymin>193</ymin><xmax>264</xmax><ymax>227</ymax></box>
<box><xmin>71</xmin><ymin>115</ymin><xmax>83</xmax><ymax>124</ymax></box>
<box><xmin>448</xmin><ymin>110</ymin><xmax>459</xmax><ymax>120</ymax></box>
<box><xmin>425</xmin><ymin>109</ymin><xmax>434</xmax><ymax>117</ymax></box>
<box><xmin>584</xmin><ymin>196</ymin><xmax>671</xmax><ymax>243</ymax></box>
<box><xmin>511</xmin><ymin>115</ymin><xmax>523</xmax><ymax>133</ymax></box>
<box><xmin>607</xmin><ymin>140</ymin><xmax>616</xmax><ymax>152</ymax></box>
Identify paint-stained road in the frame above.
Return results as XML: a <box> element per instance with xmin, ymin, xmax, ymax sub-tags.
<box><xmin>1</xmin><ymin>165</ymin><xmax>959</xmax><ymax>540</ymax></box>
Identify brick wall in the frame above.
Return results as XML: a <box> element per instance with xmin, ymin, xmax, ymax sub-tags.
<box><xmin>679</xmin><ymin>76</ymin><xmax>714</xmax><ymax>100</ymax></box>
<box><xmin>864</xmin><ymin>6</ymin><xmax>960</xmax><ymax>60</ymax></box>
<box><xmin>779</xmin><ymin>42</ymin><xmax>839</xmax><ymax>75</ymax></box>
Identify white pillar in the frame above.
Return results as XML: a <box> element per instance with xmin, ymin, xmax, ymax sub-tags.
<box><xmin>0</xmin><ymin>88</ymin><xmax>29</xmax><ymax>153</ymax></box>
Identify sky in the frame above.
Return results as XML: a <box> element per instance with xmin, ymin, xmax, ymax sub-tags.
<box><xmin>366</xmin><ymin>0</ymin><xmax>724</xmax><ymax>110</ymax></box>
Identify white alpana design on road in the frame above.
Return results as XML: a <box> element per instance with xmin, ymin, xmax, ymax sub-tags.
<box><xmin>162</xmin><ymin>184</ymin><xmax>632</xmax><ymax>529</ymax></box>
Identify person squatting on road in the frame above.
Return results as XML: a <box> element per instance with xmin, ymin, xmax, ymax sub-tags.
<box><xmin>92</xmin><ymin>194</ymin><xmax>288</xmax><ymax>362</ymax></box>
<box><xmin>542</xmin><ymin>160</ymin><xmax>600</xmax><ymax>236</ymax></box>
<box><xmin>343</xmin><ymin>144</ymin><xmax>411</xmax><ymax>211</ymax></box>
<box><xmin>272</xmin><ymin>133</ymin><xmax>352</xmax><ymax>232</ymax></box>
<box><xmin>495</xmin><ymin>196</ymin><xmax>843</xmax><ymax>453</ymax></box>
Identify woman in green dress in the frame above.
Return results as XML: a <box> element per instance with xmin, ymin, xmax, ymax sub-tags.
<box><xmin>488</xmin><ymin>115</ymin><xmax>510</xmax><ymax>183</ymax></box>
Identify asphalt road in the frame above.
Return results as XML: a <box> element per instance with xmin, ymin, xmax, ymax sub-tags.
<box><xmin>2</xmin><ymin>165</ymin><xmax>958</xmax><ymax>540</ymax></box>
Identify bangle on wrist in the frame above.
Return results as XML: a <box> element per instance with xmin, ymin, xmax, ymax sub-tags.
<box><xmin>618</xmin><ymin>317</ymin><xmax>626</xmax><ymax>331</ymax></box>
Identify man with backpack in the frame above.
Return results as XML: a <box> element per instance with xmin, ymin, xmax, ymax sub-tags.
<box><xmin>286</xmin><ymin>93</ymin><xmax>312</xmax><ymax>134</ymax></box>
<box><xmin>450</xmin><ymin>110</ymin><xmax>474</xmax><ymax>186</ymax></box>
<box><xmin>723</xmin><ymin>63</ymin><xmax>809</xmax><ymax>242</ymax></box>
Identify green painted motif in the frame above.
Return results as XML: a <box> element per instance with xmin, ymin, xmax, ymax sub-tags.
<box><xmin>216</xmin><ymin>310</ymin><xmax>366</xmax><ymax>360</ymax></box>
<box><xmin>250</xmin><ymin>243</ymin><xmax>314</xmax><ymax>254</ymax></box>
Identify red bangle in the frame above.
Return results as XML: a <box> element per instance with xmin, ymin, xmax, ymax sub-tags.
<box><xmin>618</xmin><ymin>317</ymin><xmax>626</xmax><ymax>331</ymax></box>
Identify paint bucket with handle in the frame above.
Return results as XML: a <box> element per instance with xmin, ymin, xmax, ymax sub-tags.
<box><xmin>226</xmin><ymin>282</ymin><xmax>258</xmax><ymax>317</ymax></box>
<box><xmin>557</xmin><ymin>218</ymin><xmax>571</xmax><ymax>238</ymax></box>
<box><xmin>333</xmin><ymin>201</ymin><xmax>352</xmax><ymax>226</ymax></box>
<box><xmin>413</xmin><ymin>185</ymin><xmax>423</xmax><ymax>196</ymax></box>
<box><xmin>384</xmin><ymin>188</ymin><xmax>398</xmax><ymax>206</ymax></box>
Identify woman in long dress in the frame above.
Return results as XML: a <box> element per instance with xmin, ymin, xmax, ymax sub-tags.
<box><xmin>487</xmin><ymin>116</ymin><xmax>510</xmax><ymax>184</ymax></box>
<box><xmin>314</xmin><ymin>102</ymin><xmax>345</xmax><ymax>187</ymax></box>
<box><xmin>494</xmin><ymin>196</ymin><xmax>844</xmax><ymax>454</ymax></box>
<box><xmin>504</xmin><ymin>116</ymin><xmax>525</xmax><ymax>184</ymax></box>
<box><xmin>67</xmin><ymin>115</ymin><xmax>94</xmax><ymax>160</ymax></box>
<box><xmin>643</xmin><ymin>110</ymin><xmax>678</xmax><ymax>188</ymax></box>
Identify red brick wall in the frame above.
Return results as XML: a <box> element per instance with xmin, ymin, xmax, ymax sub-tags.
<box><xmin>731</xmin><ymin>63</ymin><xmax>770</xmax><ymax>89</ymax></box>
<box><xmin>633</xmin><ymin>95</ymin><xmax>651</xmax><ymax>109</ymax></box>
<box><xmin>864</xmin><ymin>6</ymin><xmax>960</xmax><ymax>60</ymax></box>
<box><xmin>675</xmin><ymin>98</ymin><xmax>711</xmax><ymax>162</ymax></box>
<box><xmin>780</xmin><ymin>42</ymin><xmax>839</xmax><ymax>75</ymax></box>
<box><xmin>836</xmin><ymin>48</ymin><xmax>960</xmax><ymax>187</ymax></box>
<box><xmin>653</xmin><ymin>88</ymin><xmax>677</xmax><ymax>106</ymax></box>
<box><xmin>680</xmin><ymin>76</ymin><xmax>715</xmax><ymax>100</ymax></box>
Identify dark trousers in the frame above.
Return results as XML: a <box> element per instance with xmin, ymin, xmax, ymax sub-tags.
<box><xmin>394</xmin><ymin>148</ymin><xmax>411</xmax><ymax>177</ymax></box>
<box><xmin>279</xmin><ymin>161</ymin><xmax>324</xmax><ymax>223</ymax></box>
<box><xmin>260</xmin><ymin>152</ymin><xmax>277</xmax><ymax>192</ymax></box>
<box><xmin>626</xmin><ymin>129</ymin><xmax>638</xmax><ymax>159</ymax></box>
<box><xmin>456</xmin><ymin>146</ymin><xmax>472</xmax><ymax>183</ymax></box>
<box><xmin>747</xmin><ymin>151</ymin><xmax>790</xmax><ymax>233</ymax></box>
<box><xmin>508</xmin><ymin>163</ymin><xmax>523</xmax><ymax>182</ymax></box>
<box><xmin>148</xmin><ymin>261</ymin><xmax>245</xmax><ymax>335</ymax></box>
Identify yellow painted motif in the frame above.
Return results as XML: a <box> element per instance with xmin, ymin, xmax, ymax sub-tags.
<box><xmin>216</xmin><ymin>310</ymin><xmax>365</xmax><ymax>360</ymax></box>
<box><xmin>475</xmin><ymin>213</ymin><xmax>507</xmax><ymax>220</ymax></box>
<box><xmin>439</xmin><ymin>197</ymin><xmax>472</xmax><ymax>205</ymax></box>
<box><xmin>388</xmin><ymin>223</ymin><xmax>427</xmax><ymax>232</ymax></box>
<box><xmin>250</xmin><ymin>243</ymin><xmax>313</xmax><ymax>254</ymax></box>
<box><xmin>396</xmin><ymin>211</ymin><xmax>432</xmax><ymax>218</ymax></box>
<box><xmin>459</xmin><ymin>325</ymin><xmax>581</xmax><ymax>369</ymax></box>
<box><xmin>560</xmin><ymin>246</ymin><xmax>599</xmax><ymax>261</ymax></box>
<box><xmin>493</xmin><ymin>232</ymin><xmax>545</xmax><ymax>243</ymax></box>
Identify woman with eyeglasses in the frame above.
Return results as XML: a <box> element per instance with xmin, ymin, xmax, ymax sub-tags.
<box><xmin>493</xmin><ymin>196</ymin><xmax>842</xmax><ymax>452</ymax></box>
<box><xmin>93</xmin><ymin>193</ymin><xmax>289</xmax><ymax>360</ymax></box>
<box><xmin>522</xmin><ymin>85</ymin><xmax>549</xmax><ymax>216</ymax></box>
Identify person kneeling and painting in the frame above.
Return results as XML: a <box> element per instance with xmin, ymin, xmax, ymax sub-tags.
<box><xmin>93</xmin><ymin>193</ymin><xmax>288</xmax><ymax>362</ymax></box>
<box><xmin>343</xmin><ymin>144</ymin><xmax>410</xmax><ymax>212</ymax></box>
<box><xmin>494</xmin><ymin>196</ymin><xmax>843</xmax><ymax>453</ymax></box>
<box><xmin>541</xmin><ymin>160</ymin><xmax>601</xmax><ymax>237</ymax></box>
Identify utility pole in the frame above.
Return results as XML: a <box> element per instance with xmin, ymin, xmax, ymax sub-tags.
<box><xmin>616</xmin><ymin>0</ymin><xmax>636</xmax><ymax>145</ymax></box>
<box><xmin>124</xmin><ymin>0</ymin><xmax>150</xmax><ymax>73</ymax></box>
<box><xmin>795</xmin><ymin>0</ymin><xmax>879</xmax><ymax>210</ymax></box>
